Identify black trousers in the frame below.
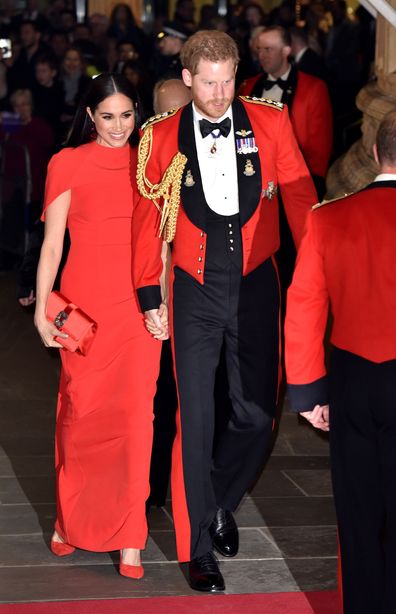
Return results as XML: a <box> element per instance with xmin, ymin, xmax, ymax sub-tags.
<box><xmin>171</xmin><ymin>259</ymin><xmax>279</xmax><ymax>561</ymax></box>
<box><xmin>330</xmin><ymin>347</ymin><xmax>396</xmax><ymax>614</ymax></box>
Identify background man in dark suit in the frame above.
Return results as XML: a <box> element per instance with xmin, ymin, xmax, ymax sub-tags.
<box><xmin>285</xmin><ymin>110</ymin><xmax>396</xmax><ymax>614</ymax></box>
<box><xmin>290</xmin><ymin>25</ymin><xmax>328</xmax><ymax>83</ymax></box>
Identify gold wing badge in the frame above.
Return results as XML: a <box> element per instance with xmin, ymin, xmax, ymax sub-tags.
<box><xmin>136</xmin><ymin>117</ymin><xmax>187</xmax><ymax>243</ymax></box>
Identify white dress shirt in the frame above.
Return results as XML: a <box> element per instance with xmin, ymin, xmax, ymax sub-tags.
<box><xmin>192</xmin><ymin>103</ymin><xmax>239</xmax><ymax>216</ymax></box>
<box><xmin>374</xmin><ymin>173</ymin><xmax>396</xmax><ymax>182</ymax></box>
<box><xmin>261</xmin><ymin>66</ymin><xmax>291</xmax><ymax>102</ymax></box>
<box><xmin>294</xmin><ymin>47</ymin><xmax>308</xmax><ymax>64</ymax></box>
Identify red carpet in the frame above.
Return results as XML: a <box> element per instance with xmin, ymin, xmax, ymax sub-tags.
<box><xmin>0</xmin><ymin>592</ymin><xmax>341</xmax><ymax>613</ymax></box>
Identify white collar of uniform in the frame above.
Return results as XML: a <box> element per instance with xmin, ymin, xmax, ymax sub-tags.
<box><xmin>374</xmin><ymin>173</ymin><xmax>396</xmax><ymax>182</ymax></box>
<box><xmin>192</xmin><ymin>102</ymin><xmax>233</xmax><ymax>137</ymax></box>
<box><xmin>267</xmin><ymin>65</ymin><xmax>291</xmax><ymax>83</ymax></box>
<box><xmin>295</xmin><ymin>47</ymin><xmax>308</xmax><ymax>63</ymax></box>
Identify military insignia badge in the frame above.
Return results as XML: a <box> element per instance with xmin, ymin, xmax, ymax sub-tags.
<box><xmin>243</xmin><ymin>159</ymin><xmax>255</xmax><ymax>176</ymax></box>
<box><xmin>262</xmin><ymin>181</ymin><xmax>278</xmax><ymax>200</ymax></box>
<box><xmin>184</xmin><ymin>170</ymin><xmax>195</xmax><ymax>187</ymax></box>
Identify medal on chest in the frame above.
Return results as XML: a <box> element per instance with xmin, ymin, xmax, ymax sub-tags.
<box><xmin>208</xmin><ymin>133</ymin><xmax>221</xmax><ymax>157</ymax></box>
<box><xmin>235</xmin><ymin>129</ymin><xmax>258</xmax><ymax>155</ymax></box>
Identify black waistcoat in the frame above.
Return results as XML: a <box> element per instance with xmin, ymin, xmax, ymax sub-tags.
<box><xmin>204</xmin><ymin>206</ymin><xmax>242</xmax><ymax>271</ymax></box>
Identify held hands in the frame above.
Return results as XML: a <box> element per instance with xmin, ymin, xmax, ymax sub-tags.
<box><xmin>144</xmin><ymin>303</ymin><xmax>169</xmax><ymax>340</ymax></box>
<box><xmin>34</xmin><ymin>313</ymin><xmax>68</xmax><ymax>349</ymax></box>
<box><xmin>300</xmin><ymin>404</ymin><xmax>330</xmax><ymax>432</ymax></box>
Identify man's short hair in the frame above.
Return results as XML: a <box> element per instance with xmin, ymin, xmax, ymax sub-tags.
<box><xmin>20</xmin><ymin>19</ymin><xmax>42</xmax><ymax>34</ymax></box>
<box><xmin>35</xmin><ymin>53</ymin><xmax>58</xmax><ymax>71</ymax></box>
<box><xmin>289</xmin><ymin>26</ymin><xmax>309</xmax><ymax>45</ymax></box>
<box><xmin>261</xmin><ymin>25</ymin><xmax>292</xmax><ymax>48</ymax></box>
<box><xmin>376</xmin><ymin>110</ymin><xmax>396</xmax><ymax>166</ymax></box>
<box><xmin>10</xmin><ymin>88</ymin><xmax>33</xmax><ymax>107</ymax></box>
<box><xmin>180</xmin><ymin>30</ymin><xmax>239</xmax><ymax>75</ymax></box>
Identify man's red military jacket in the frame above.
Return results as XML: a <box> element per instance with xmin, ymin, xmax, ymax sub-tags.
<box><xmin>240</xmin><ymin>71</ymin><xmax>333</xmax><ymax>180</ymax></box>
<box><xmin>285</xmin><ymin>181</ymin><xmax>396</xmax><ymax>411</ymax></box>
<box><xmin>132</xmin><ymin>97</ymin><xmax>317</xmax><ymax>311</ymax></box>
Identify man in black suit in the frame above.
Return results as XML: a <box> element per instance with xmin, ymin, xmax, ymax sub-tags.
<box><xmin>290</xmin><ymin>26</ymin><xmax>328</xmax><ymax>83</ymax></box>
<box><xmin>324</xmin><ymin>0</ymin><xmax>362</xmax><ymax>117</ymax></box>
<box><xmin>7</xmin><ymin>20</ymin><xmax>50</xmax><ymax>93</ymax></box>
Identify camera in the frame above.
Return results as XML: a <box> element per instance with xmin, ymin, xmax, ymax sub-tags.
<box><xmin>0</xmin><ymin>39</ymin><xmax>12</xmax><ymax>60</ymax></box>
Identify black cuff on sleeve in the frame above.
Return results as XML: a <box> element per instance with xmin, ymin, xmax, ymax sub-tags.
<box><xmin>287</xmin><ymin>375</ymin><xmax>329</xmax><ymax>413</ymax></box>
<box><xmin>137</xmin><ymin>285</ymin><xmax>162</xmax><ymax>313</ymax></box>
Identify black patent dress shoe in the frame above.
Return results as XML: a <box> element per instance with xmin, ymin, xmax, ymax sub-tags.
<box><xmin>188</xmin><ymin>551</ymin><xmax>225</xmax><ymax>592</ymax></box>
<box><xmin>210</xmin><ymin>508</ymin><xmax>239</xmax><ymax>557</ymax></box>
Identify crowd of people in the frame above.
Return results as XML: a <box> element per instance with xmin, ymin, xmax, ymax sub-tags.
<box><xmin>1</xmin><ymin>3</ymin><xmax>393</xmax><ymax>614</ymax></box>
<box><xmin>0</xmin><ymin>0</ymin><xmax>375</xmax><ymax>286</ymax></box>
<box><xmin>0</xmin><ymin>0</ymin><xmax>374</xmax><ymax>142</ymax></box>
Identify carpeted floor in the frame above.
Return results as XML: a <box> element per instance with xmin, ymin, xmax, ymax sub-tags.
<box><xmin>0</xmin><ymin>592</ymin><xmax>341</xmax><ymax>613</ymax></box>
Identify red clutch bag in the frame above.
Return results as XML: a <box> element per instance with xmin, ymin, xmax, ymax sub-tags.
<box><xmin>46</xmin><ymin>291</ymin><xmax>97</xmax><ymax>355</ymax></box>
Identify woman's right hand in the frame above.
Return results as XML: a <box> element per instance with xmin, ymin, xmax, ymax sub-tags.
<box><xmin>144</xmin><ymin>304</ymin><xmax>169</xmax><ymax>340</ymax></box>
<box><xmin>34</xmin><ymin>313</ymin><xmax>68</xmax><ymax>349</ymax></box>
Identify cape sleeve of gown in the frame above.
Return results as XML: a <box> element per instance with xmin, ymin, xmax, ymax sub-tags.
<box><xmin>41</xmin><ymin>147</ymin><xmax>78</xmax><ymax>220</ymax></box>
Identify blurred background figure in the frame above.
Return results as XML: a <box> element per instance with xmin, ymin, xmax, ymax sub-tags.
<box><xmin>7</xmin><ymin>20</ymin><xmax>50</xmax><ymax>92</ymax></box>
<box><xmin>324</xmin><ymin>0</ymin><xmax>362</xmax><ymax>112</ymax></box>
<box><xmin>11</xmin><ymin>0</ymin><xmax>49</xmax><ymax>32</ymax></box>
<box><xmin>45</xmin><ymin>0</ymin><xmax>68</xmax><ymax>31</ymax></box>
<box><xmin>88</xmin><ymin>12</ymin><xmax>110</xmax><ymax>49</ymax></box>
<box><xmin>113</xmin><ymin>39</ymin><xmax>139</xmax><ymax>73</ymax></box>
<box><xmin>59</xmin><ymin>46</ymin><xmax>91</xmax><ymax>138</ymax></box>
<box><xmin>0</xmin><ymin>88</ymin><xmax>53</xmax><ymax>218</ymax></box>
<box><xmin>153</xmin><ymin>21</ymin><xmax>189</xmax><ymax>80</ymax></box>
<box><xmin>290</xmin><ymin>25</ymin><xmax>328</xmax><ymax>82</ymax></box>
<box><xmin>0</xmin><ymin>88</ymin><xmax>53</xmax><ymax>272</ymax></box>
<box><xmin>32</xmin><ymin>54</ymin><xmax>65</xmax><ymax>145</ymax></box>
<box><xmin>59</xmin><ymin>9</ymin><xmax>76</xmax><ymax>41</ymax></box>
<box><xmin>172</xmin><ymin>0</ymin><xmax>196</xmax><ymax>33</ymax></box>
<box><xmin>197</xmin><ymin>3</ymin><xmax>217</xmax><ymax>30</ymax></box>
<box><xmin>107</xmin><ymin>3</ymin><xmax>150</xmax><ymax>61</ymax></box>
<box><xmin>47</xmin><ymin>30</ymin><xmax>69</xmax><ymax>62</ymax></box>
<box><xmin>121</xmin><ymin>59</ymin><xmax>154</xmax><ymax>117</ymax></box>
<box><xmin>153</xmin><ymin>77</ymin><xmax>191</xmax><ymax>114</ymax></box>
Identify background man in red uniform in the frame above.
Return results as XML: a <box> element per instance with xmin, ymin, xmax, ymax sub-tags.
<box><xmin>239</xmin><ymin>25</ymin><xmax>332</xmax><ymax>296</ymax></box>
<box><xmin>133</xmin><ymin>30</ymin><xmax>317</xmax><ymax>592</ymax></box>
<box><xmin>285</xmin><ymin>110</ymin><xmax>396</xmax><ymax>614</ymax></box>
<box><xmin>240</xmin><ymin>25</ymin><xmax>333</xmax><ymax>200</ymax></box>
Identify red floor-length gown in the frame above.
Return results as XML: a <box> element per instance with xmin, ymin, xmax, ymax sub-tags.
<box><xmin>42</xmin><ymin>140</ymin><xmax>161</xmax><ymax>551</ymax></box>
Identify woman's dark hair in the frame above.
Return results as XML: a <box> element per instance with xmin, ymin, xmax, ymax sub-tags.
<box><xmin>109</xmin><ymin>3</ymin><xmax>136</xmax><ymax>27</ymax></box>
<box><xmin>65</xmin><ymin>73</ymin><xmax>142</xmax><ymax>148</ymax></box>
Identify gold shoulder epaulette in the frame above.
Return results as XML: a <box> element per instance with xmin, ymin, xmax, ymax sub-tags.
<box><xmin>312</xmin><ymin>192</ymin><xmax>353</xmax><ymax>210</ymax></box>
<box><xmin>239</xmin><ymin>95</ymin><xmax>283</xmax><ymax>111</ymax></box>
<box><xmin>141</xmin><ymin>108</ymin><xmax>178</xmax><ymax>130</ymax></box>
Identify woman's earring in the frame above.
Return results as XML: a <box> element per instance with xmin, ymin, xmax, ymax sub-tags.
<box><xmin>90</xmin><ymin>117</ymin><xmax>96</xmax><ymax>137</ymax></box>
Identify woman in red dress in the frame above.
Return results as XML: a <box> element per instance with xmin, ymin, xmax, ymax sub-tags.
<box><xmin>34</xmin><ymin>74</ymin><xmax>166</xmax><ymax>578</ymax></box>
